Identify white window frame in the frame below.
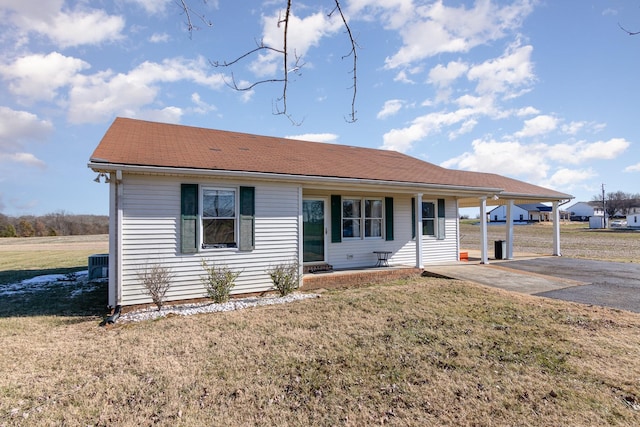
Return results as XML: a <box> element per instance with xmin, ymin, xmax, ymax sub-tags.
<box><xmin>342</xmin><ymin>197</ymin><xmax>384</xmax><ymax>240</ymax></box>
<box><xmin>421</xmin><ymin>200</ymin><xmax>436</xmax><ymax>237</ymax></box>
<box><xmin>200</xmin><ymin>186</ymin><xmax>238</xmax><ymax>249</ymax></box>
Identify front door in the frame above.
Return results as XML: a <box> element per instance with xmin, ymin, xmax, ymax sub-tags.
<box><xmin>303</xmin><ymin>199</ymin><xmax>326</xmax><ymax>263</ymax></box>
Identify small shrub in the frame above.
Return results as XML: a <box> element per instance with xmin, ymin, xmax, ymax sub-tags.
<box><xmin>268</xmin><ymin>261</ymin><xmax>300</xmax><ymax>297</ymax></box>
<box><xmin>201</xmin><ymin>260</ymin><xmax>241</xmax><ymax>303</ymax></box>
<box><xmin>138</xmin><ymin>264</ymin><xmax>173</xmax><ymax>311</ymax></box>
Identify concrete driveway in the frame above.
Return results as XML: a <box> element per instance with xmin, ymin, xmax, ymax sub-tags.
<box><xmin>425</xmin><ymin>256</ymin><xmax>640</xmax><ymax>313</ymax></box>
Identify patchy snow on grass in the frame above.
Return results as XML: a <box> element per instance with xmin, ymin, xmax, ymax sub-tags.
<box><xmin>0</xmin><ymin>271</ymin><xmax>94</xmax><ymax>297</ymax></box>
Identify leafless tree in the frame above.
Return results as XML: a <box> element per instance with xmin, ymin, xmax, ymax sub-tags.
<box><xmin>178</xmin><ymin>0</ymin><xmax>359</xmax><ymax>124</ymax></box>
<box><xmin>591</xmin><ymin>191</ymin><xmax>639</xmax><ymax>218</ymax></box>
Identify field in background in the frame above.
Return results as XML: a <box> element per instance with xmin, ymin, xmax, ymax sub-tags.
<box><xmin>0</xmin><ymin>234</ymin><xmax>108</xmax><ymax>285</ymax></box>
<box><xmin>1</xmin><ymin>227</ymin><xmax>640</xmax><ymax>425</ymax></box>
<box><xmin>461</xmin><ymin>221</ymin><xmax>640</xmax><ymax>262</ymax></box>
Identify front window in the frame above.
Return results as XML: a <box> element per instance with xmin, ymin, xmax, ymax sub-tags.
<box><xmin>343</xmin><ymin>198</ymin><xmax>383</xmax><ymax>239</ymax></box>
<box><xmin>342</xmin><ymin>199</ymin><xmax>361</xmax><ymax>238</ymax></box>
<box><xmin>422</xmin><ymin>201</ymin><xmax>435</xmax><ymax>236</ymax></box>
<box><xmin>365</xmin><ymin>199</ymin><xmax>383</xmax><ymax>238</ymax></box>
<box><xmin>202</xmin><ymin>188</ymin><xmax>236</xmax><ymax>248</ymax></box>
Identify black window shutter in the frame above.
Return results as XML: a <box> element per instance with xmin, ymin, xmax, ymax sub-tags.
<box><xmin>239</xmin><ymin>186</ymin><xmax>255</xmax><ymax>251</ymax></box>
<box><xmin>411</xmin><ymin>197</ymin><xmax>416</xmax><ymax>239</ymax></box>
<box><xmin>437</xmin><ymin>198</ymin><xmax>446</xmax><ymax>240</ymax></box>
<box><xmin>181</xmin><ymin>184</ymin><xmax>199</xmax><ymax>253</ymax></box>
<box><xmin>385</xmin><ymin>197</ymin><xmax>394</xmax><ymax>241</ymax></box>
<box><xmin>331</xmin><ymin>195</ymin><xmax>341</xmax><ymax>243</ymax></box>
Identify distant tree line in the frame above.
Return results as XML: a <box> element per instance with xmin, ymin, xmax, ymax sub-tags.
<box><xmin>591</xmin><ymin>191</ymin><xmax>640</xmax><ymax>218</ymax></box>
<box><xmin>0</xmin><ymin>212</ymin><xmax>108</xmax><ymax>237</ymax></box>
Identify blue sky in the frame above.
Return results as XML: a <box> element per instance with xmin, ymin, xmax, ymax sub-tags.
<box><xmin>0</xmin><ymin>0</ymin><xmax>638</xmax><ymax>216</ymax></box>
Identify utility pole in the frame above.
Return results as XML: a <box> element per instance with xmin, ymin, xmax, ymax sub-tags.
<box><xmin>602</xmin><ymin>183</ymin><xmax>607</xmax><ymax>229</ymax></box>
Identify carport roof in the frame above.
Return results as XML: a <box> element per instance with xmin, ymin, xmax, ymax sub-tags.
<box><xmin>90</xmin><ymin>117</ymin><xmax>572</xmax><ymax>204</ymax></box>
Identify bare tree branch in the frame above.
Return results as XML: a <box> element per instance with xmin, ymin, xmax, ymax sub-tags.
<box><xmin>619</xmin><ymin>22</ymin><xmax>640</xmax><ymax>35</ymax></box>
<box><xmin>179</xmin><ymin>0</ymin><xmax>359</xmax><ymax>123</ymax></box>
<box><xmin>329</xmin><ymin>0</ymin><xmax>359</xmax><ymax>123</ymax></box>
<box><xmin>177</xmin><ymin>0</ymin><xmax>212</xmax><ymax>36</ymax></box>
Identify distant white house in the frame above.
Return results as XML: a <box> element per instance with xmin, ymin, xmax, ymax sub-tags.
<box><xmin>628</xmin><ymin>213</ymin><xmax>640</xmax><ymax>229</ymax></box>
<box><xmin>566</xmin><ymin>201</ymin><xmax>604</xmax><ymax>221</ymax></box>
<box><xmin>488</xmin><ymin>203</ymin><xmax>552</xmax><ymax>222</ymax></box>
<box><xmin>628</xmin><ymin>206</ymin><xmax>640</xmax><ymax>215</ymax></box>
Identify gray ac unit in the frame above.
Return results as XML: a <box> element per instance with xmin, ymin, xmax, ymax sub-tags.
<box><xmin>88</xmin><ymin>254</ymin><xmax>109</xmax><ymax>280</ymax></box>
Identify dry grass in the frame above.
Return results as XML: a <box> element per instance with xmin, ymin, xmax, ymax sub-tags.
<box><xmin>461</xmin><ymin>221</ymin><xmax>640</xmax><ymax>262</ymax></box>
<box><xmin>1</xmin><ymin>280</ymin><xmax>640</xmax><ymax>426</ymax></box>
<box><xmin>1</xmin><ymin>229</ymin><xmax>640</xmax><ymax>425</ymax></box>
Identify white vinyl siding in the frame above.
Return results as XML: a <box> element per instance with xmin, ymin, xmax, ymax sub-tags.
<box><xmin>325</xmin><ymin>194</ymin><xmax>458</xmax><ymax>269</ymax></box>
<box><xmin>118</xmin><ymin>175</ymin><xmax>299</xmax><ymax>306</ymax></box>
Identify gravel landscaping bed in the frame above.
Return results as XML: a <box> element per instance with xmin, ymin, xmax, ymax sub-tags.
<box><xmin>119</xmin><ymin>292</ymin><xmax>321</xmax><ymax>323</ymax></box>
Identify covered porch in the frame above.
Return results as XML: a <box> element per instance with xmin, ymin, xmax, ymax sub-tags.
<box><xmin>458</xmin><ymin>195</ymin><xmax>572</xmax><ymax>264</ymax></box>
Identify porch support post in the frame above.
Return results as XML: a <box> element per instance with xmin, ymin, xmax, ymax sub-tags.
<box><xmin>297</xmin><ymin>187</ymin><xmax>304</xmax><ymax>282</ymax></box>
<box><xmin>552</xmin><ymin>201</ymin><xmax>561</xmax><ymax>256</ymax></box>
<box><xmin>479</xmin><ymin>197</ymin><xmax>489</xmax><ymax>264</ymax></box>
<box><xmin>506</xmin><ymin>200</ymin><xmax>514</xmax><ymax>260</ymax></box>
<box><xmin>415</xmin><ymin>193</ymin><xmax>424</xmax><ymax>269</ymax></box>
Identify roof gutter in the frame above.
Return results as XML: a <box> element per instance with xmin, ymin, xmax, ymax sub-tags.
<box><xmin>88</xmin><ymin>161</ymin><xmax>505</xmax><ymax>197</ymax></box>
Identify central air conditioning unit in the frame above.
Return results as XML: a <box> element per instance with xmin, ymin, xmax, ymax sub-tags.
<box><xmin>88</xmin><ymin>254</ymin><xmax>109</xmax><ymax>280</ymax></box>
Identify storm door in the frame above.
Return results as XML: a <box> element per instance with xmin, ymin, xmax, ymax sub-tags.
<box><xmin>303</xmin><ymin>199</ymin><xmax>326</xmax><ymax>263</ymax></box>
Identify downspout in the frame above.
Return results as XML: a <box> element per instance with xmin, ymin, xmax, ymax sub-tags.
<box><xmin>116</xmin><ymin>169</ymin><xmax>123</xmax><ymax>307</ymax></box>
<box><xmin>104</xmin><ymin>170</ymin><xmax>123</xmax><ymax>325</ymax></box>
<box><xmin>100</xmin><ymin>304</ymin><xmax>121</xmax><ymax>326</ymax></box>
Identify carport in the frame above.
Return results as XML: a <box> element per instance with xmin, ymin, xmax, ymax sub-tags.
<box><xmin>456</xmin><ymin>173</ymin><xmax>573</xmax><ymax>264</ymax></box>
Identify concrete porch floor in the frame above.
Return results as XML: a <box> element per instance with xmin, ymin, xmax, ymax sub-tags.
<box><xmin>301</xmin><ymin>249</ymin><xmax>570</xmax><ymax>296</ymax></box>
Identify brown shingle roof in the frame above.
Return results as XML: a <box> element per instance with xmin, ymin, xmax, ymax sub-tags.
<box><xmin>90</xmin><ymin>117</ymin><xmax>571</xmax><ymax>200</ymax></box>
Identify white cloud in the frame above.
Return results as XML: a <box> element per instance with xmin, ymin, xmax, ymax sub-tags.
<box><xmin>377</xmin><ymin>99</ymin><xmax>404</xmax><ymax>119</ymax></box>
<box><xmin>67</xmin><ymin>57</ymin><xmax>226</xmax><ymax>124</ymax></box>
<box><xmin>191</xmin><ymin>93</ymin><xmax>217</xmax><ymax>114</ymax></box>
<box><xmin>514</xmin><ymin>114</ymin><xmax>558</xmax><ymax>138</ymax></box>
<box><xmin>251</xmin><ymin>9</ymin><xmax>344</xmax><ymax>77</ymax></box>
<box><xmin>516</xmin><ymin>106</ymin><xmax>540</xmax><ymax>116</ymax></box>
<box><xmin>548</xmin><ymin>138</ymin><xmax>631</xmax><ymax>164</ymax></box>
<box><xmin>0</xmin><ymin>152</ymin><xmax>46</xmax><ymax>169</ymax></box>
<box><xmin>127</xmin><ymin>0</ymin><xmax>174</xmax><ymax>15</ymax></box>
<box><xmin>561</xmin><ymin>121</ymin><xmax>586</xmax><ymax>135</ymax></box>
<box><xmin>382</xmin><ymin>108</ymin><xmax>475</xmax><ymax>152</ymax></box>
<box><xmin>383</xmin><ymin>0</ymin><xmax>535</xmax><ymax>69</ymax></box>
<box><xmin>624</xmin><ymin>163</ymin><xmax>640</xmax><ymax>173</ymax></box>
<box><xmin>428</xmin><ymin>60</ymin><xmax>468</xmax><ymax>87</ymax></box>
<box><xmin>0</xmin><ymin>107</ymin><xmax>53</xmax><ymax>152</ymax></box>
<box><xmin>134</xmin><ymin>107</ymin><xmax>183</xmax><ymax>124</ymax></box>
<box><xmin>285</xmin><ymin>133</ymin><xmax>339</xmax><ymax>143</ymax></box>
<box><xmin>149</xmin><ymin>33</ymin><xmax>170</xmax><ymax>43</ymax></box>
<box><xmin>0</xmin><ymin>52</ymin><xmax>90</xmax><ymax>102</ymax></box>
<box><xmin>448</xmin><ymin>119</ymin><xmax>478</xmax><ymax>139</ymax></box>
<box><xmin>442</xmin><ymin>138</ymin><xmax>550</xmax><ymax>182</ymax></box>
<box><xmin>546</xmin><ymin>168</ymin><xmax>596</xmax><ymax>187</ymax></box>
<box><xmin>467</xmin><ymin>42</ymin><xmax>535</xmax><ymax>96</ymax></box>
<box><xmin>441</xmin><ymin>136</ymin><xmax>631</xmax><ymax>187</ymax></box>
<box><xmin>18</xmin><ymin>7</ymin><xmax>125</xmax><ymax>48</ymax></box>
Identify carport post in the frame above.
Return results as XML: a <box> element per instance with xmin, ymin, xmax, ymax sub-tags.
<box><xmin>480</xmin><ymin>197</ymin><xmax>489</xmax><ymax>264</ymax></box>
<box><xmin>552</xmin><ymin>201</ymin><xmax>561</xmax><ymax>256</ymax></box>
<box><xmin>506</xmin><ymin>200</ymin><xmax>514</xmax><ymax>259</ymax></box>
